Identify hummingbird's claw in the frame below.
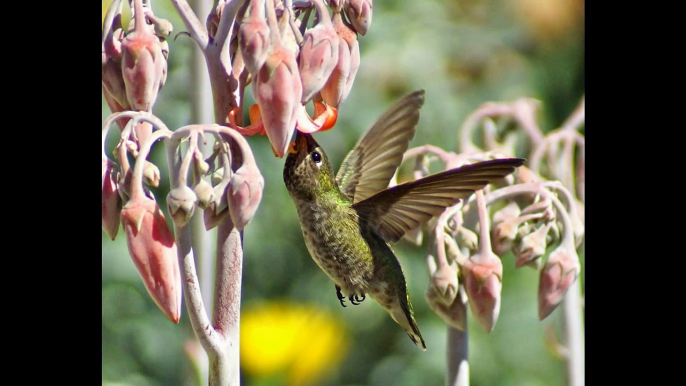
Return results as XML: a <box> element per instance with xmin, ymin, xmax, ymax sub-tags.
<box><xmin>354</xmin><ymin>293</ymin><xmax>366</xmax><ymax>303</ymax></box>
<box><xmin>349</xmin><ymin>295</ymin><xmax>360</xmax><ymax>306</ymax></box>
<box><xmin>335</xmin><ymin>285</ymin><xmax>347</xmax><ymax>307</ymax></box>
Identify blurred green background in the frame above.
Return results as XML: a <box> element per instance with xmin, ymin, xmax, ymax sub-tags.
<box><xmin>102</xmin><ymin>0</ymin><xmax>584</xmax><ymax>385</ymax></box>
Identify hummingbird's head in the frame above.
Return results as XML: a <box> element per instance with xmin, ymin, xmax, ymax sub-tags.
<box><xmin>283</xmin><ymin>131</ymin><xmax>337</xmax><ymax>200</ymax></box>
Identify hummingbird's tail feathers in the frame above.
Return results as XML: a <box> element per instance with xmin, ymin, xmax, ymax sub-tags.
<box><xmin>397</xmin><ymin>296</ymin><xmax>427</xmax><ymax>351</ymax></box>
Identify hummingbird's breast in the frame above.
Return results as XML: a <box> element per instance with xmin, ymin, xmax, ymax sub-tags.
<box><xmin>293</xmin><ymin>198</ymin><xmax>375</xmax><ymax>294</ymax></box>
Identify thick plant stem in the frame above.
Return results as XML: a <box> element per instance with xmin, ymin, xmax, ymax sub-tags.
<box><xmin>191</xmin><ymin>0</ymin><xmax>217</xmax><ymax>318</ymax></box>
<box><xmin>446</xmin><ymin>324</ymin><xmax>469</xmax><ymax>386</ymax></box>
<box><xmin>189</xmin><ymin>2</ymin><xmax>216</xmax><ymax>384</ymax></box>
<box><xmin>563</xmin><ymin>279</ymin><xmax>584</xmax><ymax>386</ymax></box>
<box><xmin>210</xmin><ymin>220</ymin><xmax>244</xmax><ymax>386</ymax></box>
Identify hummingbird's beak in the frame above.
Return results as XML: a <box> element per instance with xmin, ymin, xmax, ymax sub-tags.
<box><xmin>293</xmin><ymin>131</ymin><xmax>320</xmax><ymax>154</ymax></box>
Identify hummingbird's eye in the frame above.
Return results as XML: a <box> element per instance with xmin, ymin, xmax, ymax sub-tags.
<box><xmin>311</xmin><ymin>151</ymin><xmax>322</xmax><ymax>164</ymax></box>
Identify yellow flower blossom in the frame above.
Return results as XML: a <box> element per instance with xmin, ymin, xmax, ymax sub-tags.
<box><xmin>241</xmin><ymin>301</ymin><xmax>350</xmax><ymax>385</ymax></box>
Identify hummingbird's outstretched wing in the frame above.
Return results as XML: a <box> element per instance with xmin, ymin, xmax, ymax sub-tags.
<box><xmin>352</xmin><ymin>158</ymin><xmax>525</xmax><ymax>243</ymax></box>
<box><xmin>336</xmin><ymin>90</ymin><xmax>425</xmax><ymax>204</ymax></box>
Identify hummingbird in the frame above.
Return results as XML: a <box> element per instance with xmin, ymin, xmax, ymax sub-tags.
<box><xmin>283</xmin><ymin>90</ymin><xmax>524</xmax><ymax>350</ymax></box>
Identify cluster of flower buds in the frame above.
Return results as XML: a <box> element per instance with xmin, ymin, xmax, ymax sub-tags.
<box><xmin>103</xmin><ymin>4</ymin><xmax>266</xmax><ymax>325</ymax></box>
<box><xmin>102</xmin><ymin>0</ymin><xmax>170</xmax><ymax>126</ymax></box>
<box><xmin>102</xmin><ymin>1</ymin><xmax>179</xmax><ymax>322</ymax></box>
<box><xmin>399</xmin><ymin>99</ymin><xmax>584</xmax><ymax>331</ymax></box>
<box><xmin>190</xmin><ymin>128</ymin><xmax>265</xmax><ymax>232</ymax></box>
<box><xmin>103</xmin><ymin>111</ymin><xmax>266</xmax><ymax>323</ymax></box>
<box><xmin>102</xmin><ymin>0</ymin><xmax>172</xmax><ymax>234</ymax></box>
<box><xmin>231</xmin><ymin>0</ymin><xmax>372</xmax><ymax>157</ymax></box>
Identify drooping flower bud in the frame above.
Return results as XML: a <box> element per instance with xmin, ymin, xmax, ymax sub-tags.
<box><xmin>492</xmin><ymin>201</ymin><xmax>521</xmax><ymax>225</ymax></box>
<box><xmin>491</xmin><ymin>201</ymin><xmax>522</xmax><ymax>255</ymax></box>
<box><xmin>193</xmin><ymin>150</ymin><xmax>210</xmax><ymax>176</ymax></box>
<box><xmin>102</xmin><ymin>157</ymin><xmax>122</xmax><ymax>240</ymax></box>
<box><xmin>103</xmin><ymin>58</ymin><xmax>130</xmax><ymax>114</ymax></box>
<box><xmin>538</xmin><ymin>245</ymin><xmax>580</xmax><ymax>320</ymax></box>
<box><xmin>167</xmin><ymin>186</ymin><xmax>198</xmax><ymax>227</ymax></box>
<box><xmin>430</xmin><ymin>263</ymin><xmax>459</xmax><ymax>306</ymax></box>
<box><xmin>228</xmin><ymin>163</ymin><xmax>264</xmax><ymax>230</ymax></box>
<box><xmin>344</xmin><ymin>0</ymin><xmax>373</xmax><ymax>36</ymax></box>
<box><xmin>515</xmin><ymin>222</ymin><xmax>551</xmax><ymax>268</ymax></box>
<box><xmin>426</xmin><ymin>284</ymin><xmax>467</xmax><ymax>331</ymax></box>
<box><xmin>146</xmin><ymin>13</ymin><xmax>173</xmax><ymax>39</ymax></box>
<box><xmin>492</xmin><ymin>217</ymin><xmax>519</xmax><ymax>255</ymax></box>
<box><xmin>211</xmin><ymin>167</ymin><xmax>225</xmax><ymax>186</ymax></box>
<box><xmin>461</xmin><ymin>252</ymin><xmax>503</xmax><ymax>333</ymax></box>
<box><xmin>338</xmin><ymin>20</ymin><xmax>360</xmax><ymax>106</ymax></box>
<box><xmin>320</xmin><ymin>11</ymin><xmax>360</xmax><ymax>108</ymax></box>
<box><xmin>204</xmin><ymin>176</ymin><xmax>232</xmax><ymax>231</ymax></box>
<box><xmin>277</xmin><ymin>5</ymin><xmax>300</xmax><ymax>56</ymax></box>
<box><xmin>444</xmin><ymin>235</ymin><xmax>466</xmax><ymax>265</ymax></box>
<box><xmin>193</xmin><ymin>179</ymin><xmax>216</xmax><ymax>210</ymax></box>
<box><xmin>456</xmin><ymin>226</ymin><xmax>479</xmax><ymax>251</ymax></box>
<box><xmin>239</xmin><ymin>0</ymin><xmax>272</xmax><ymax>74</ymax></box>
<box><xmin>143</xmin><ymin>160</ymin><xmax>161</xmax><ymax>188</ymax></box>
<box><xmin>121</xmin><ymin>0</ymin><xmax>167</xmax><ymax>112</ymax></box>
<box><xmin>103</xmin><ymin>12</ymin><xmax>129</xmax><ymax>129</ymax></box>
<box><xmin>299</xmin><ymin>0</ymin><xmax>340</xmax><ymax>103</ymax></box>
<box><xmin>120</xmin><ymin>195</ymin><xmax>181</xmax><ymax>323</ymax></box>
<box><xmin>253</xmin><ymin>47</ymin><xmax>302</xmax><ymax>157</ymax></box>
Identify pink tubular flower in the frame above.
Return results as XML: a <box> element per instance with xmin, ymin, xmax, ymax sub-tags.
<box><xmin>143</xmin><ymin>160</ymin><xmax>160</xmax><ymax>187</ymax></box>
<box><xmin>252</xmin><ymin>45</ymin><xmax>302</xmax><ymax>157</ymax></box>
<box><xmin>491</xmin><ymin>201</ymin><xmax>520</xmax><ymax>255</ymax></box>
<box><xmin>320</xmin><ymin>10</ymin><xmax>360</xmax><ymax>109</ymax></box>
<box><xmin>167</xmin><ymin>186</ymin><xmax>198</xmax><ymax>228</ymax></box>
<box><xmin>344</xmin><ymin>0</ymin><xmax>373</xmax><ymax>36</ymax></box>
<box><xmin>427</xmin><ymin>284</ymin><xmax>467</xmax><ymax>331</ymax></box>
<box><xmin>299</xmin><ymin>0</ymin><xmax>340</xmax><ymax>103</ymax></box>
<box><xmin>430</xmin><ymin>263</ymin><xmax>459</xmax><ymax>306</ymax></box>
<box><xmin>102</xmin><ymin>157</ymin><xmax>122</xmax><ymax>240</ymax></box>
<box><xmin>462</xmin><ymin>252</ymin><xmax>502</xmax><ymax>333</ymax></box>
<box><xmin>193</xmin><ymin>179</ymin><xmax>216</xmax><ymax>210</ymax></box>
<box><xmin>239</xmin><ymin>0</ymin><xmax>271</xmax><ymax>75</ymax></box>
<box><xmin>538</xmin><ymin>245</ymin><xmax>580</xmax><ymax>320</ymax></box>
<box><xmin>204</xmin><ymin>171</ymin><xmax>232</xmax><ymax>231</ymax></box>
<box><xmin>121</xmin><ymin>0</ymin><xmax>167</xmax><ymax>112</ymax></box>
<box><xmin>515</xmin><ymin>222</ymin><xmax>551</xmax><ymax>268</ymax></box>
<box><xmin>225</xmin><ymin>132</ymin><xmax>265</xmax><ymax>230</ymax></box>
<box><xmin>102</xmin><ymin>13</ymin><xmax>130</xmax><ymax>130</ymax></box>
<box><xmin>103</xmin><ymin>59</ymin><xmax>129</xmax><ymax>114</ymax></box>
<box><xmin>228</xmin><ymin>166</ymin><xmax>264</xmax><ymax>230</ymax></box>
<box><xmin>120</xmin><ymin>195</ymin><xmax>182</xmax><ymax>323</ymax></box>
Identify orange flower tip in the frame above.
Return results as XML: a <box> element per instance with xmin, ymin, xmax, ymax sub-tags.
<box><xmin>168</xmin><ymin>311</ymin><xmax>181</xmax><ymax>324</ymax></box>
<box><xmin>228</xmin><ymin>107</ymin><xmax>241</xmax><ymax>128</ymax></box>
<box><xmin>235</xmin><ymin>121</ymin><xmax>267</xmax><ymax>137</ymax></box>
<box><xmin>314</xmin><ymin>102</ymin><xmax>338</xmax><ymax>131</ymax></box>
<box><xmin>288</xmin><ymin>141</ymin><xmax>297</xmax><ymax>154</ymax></box>
<box><xmin>154</xmin><ymin>300</ymin><xmax>181</xmax><ymax>324</ymax></box>
<box><xmin>295</xmin><ymin>102</ymin><xmax>338</xmax><ymax>133</ymax></box>
<box><xmin>248</xmin><ymin>104</ymin><xmax>262</xmax><ymax>122</ymax></box>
